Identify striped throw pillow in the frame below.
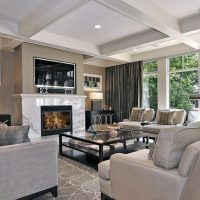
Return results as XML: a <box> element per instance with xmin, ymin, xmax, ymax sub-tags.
<box><xmin>130</xmin><ymin>108</ymin><xmax>145</xmax><ymax>122</ymax></box>
<box><xmin>156</xmin><ymin>111</ymin><xmax>175</xmax><ymax>125</ymax></box>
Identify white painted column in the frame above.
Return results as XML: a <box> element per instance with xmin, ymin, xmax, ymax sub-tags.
<box><xmin>198</xmin><ymin>51</ymin><xmax>200</xmax><ymax>120</ymax></box>
<box><xmin>157</xmin><ymin>57</ymin><xmax>169</xmax><ymax>109</ymax></box>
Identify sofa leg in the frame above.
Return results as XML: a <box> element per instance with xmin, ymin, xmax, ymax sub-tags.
<box><xmin>51</xmin><ymin>186</ymin><xmax>58</xmax><ymax>197</ymax></box>
<box><xmin>101</xmin><ymin>193</ymin><xmax>114</xmax><ymax>200</ymax></box>
<box><xmin>17</xmin><ymin>186</ymin><xmax>58</xmax><ymax>200</ymax></box>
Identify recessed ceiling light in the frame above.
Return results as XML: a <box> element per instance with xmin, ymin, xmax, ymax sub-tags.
<box><xmin>94</xmin><ymin>24</ymin><xmax>101</xmax><ymax>29</ymax></box>
<box><xmin>133</xmin><ymin>48</ymin><xmax>138</xmax><ymax>51</ymax></box>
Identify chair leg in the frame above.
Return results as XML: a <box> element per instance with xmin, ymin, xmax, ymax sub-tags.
<box><xmin>101</xmin><ymin>193</ymin><xmax>114</xmax><ymax>200</ymax></box>
<box><xmin>51</xmin><ymin>186</ymin><xmax>58</xmax><ymax>197</ymax></box>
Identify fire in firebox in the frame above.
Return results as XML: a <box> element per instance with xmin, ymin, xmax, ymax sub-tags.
<box><xmin>41</xmin><ymin>105</ymin><xmax>72</xmax><ymax>136</ymax></box>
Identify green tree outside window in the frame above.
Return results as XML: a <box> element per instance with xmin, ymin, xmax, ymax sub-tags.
<box><xmin>169</xmin><ymin>53</ymin><xmax>198</xmax><ymax>110</ymax></box>
<box><xmin>143</xmin><ymin>61</ymin><xmax>158</xmax><ymax>109</ymax></box>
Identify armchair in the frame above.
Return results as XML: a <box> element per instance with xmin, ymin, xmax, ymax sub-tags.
<box><xmin>98</xmin><ymin>125</ymin><xmax>200</xmax><ymax>200</ymax></box>
<box><xmin>0</xmin><ymin>139</ymin><xmax>58</xmax><ymax>200</ymax></box>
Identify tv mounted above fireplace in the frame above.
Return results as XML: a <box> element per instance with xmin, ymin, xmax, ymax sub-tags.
<box><xmin>34</xmin><ymin>57</ymin><xmax>76</xmax><ymax>90</ymax></box>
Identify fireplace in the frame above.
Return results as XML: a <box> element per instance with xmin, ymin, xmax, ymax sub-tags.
<box><xmin>41</xmin><ymin>105</ymin><xmax>72</xmax><ymax>136</ymax></box>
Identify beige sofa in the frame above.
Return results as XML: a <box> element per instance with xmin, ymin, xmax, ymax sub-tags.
<box><xmin>118</xmin><ymin>108</ymin><xmax>155</xmax><ymax>134</ymax></box>
<box><xmin>0</xmin><ymin>139</ymin><xmax>58</xmax><ymax>200</ymax></box>
<box><xmin>98</xmin><ymin>125</ymin><xmax>200</xmax><ymax>200</ymax></box>
<box><xmin>143</xmin><ymin>109</ymin><xmax>187</xmax><ymax>139</ymax></box>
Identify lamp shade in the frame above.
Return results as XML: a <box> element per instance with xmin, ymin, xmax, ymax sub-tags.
<box><xmin>89</xmin><ymin>92</ymin><xmax>103</xmax><ymax>100</ymax></box>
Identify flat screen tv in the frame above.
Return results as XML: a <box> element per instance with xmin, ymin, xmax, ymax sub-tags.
<box><xmin>34</xmin><ymin>57</ymin><xmax>76</xmax><ymax>89</ymax></box>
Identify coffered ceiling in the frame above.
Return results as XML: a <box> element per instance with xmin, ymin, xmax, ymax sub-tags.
<box><xmin>0</xmin><ymin>0</ymin><xmax>200</xmax><ymax>67</ymax></box>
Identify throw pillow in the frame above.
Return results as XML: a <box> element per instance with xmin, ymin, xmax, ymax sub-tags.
<box><xmin>130</xmin><ymin>108</ymin><xmax>145</xmax><ymax>122</ymax></box>
<box><xmin>153</xmin><ymin>126</ymin><xmax>200</xmax><ymax>169</ymax></box>
<box><xmin>173</xmin><ymin>110</ymin><xmax>187</xmax><ymax>125</ymax></box>
<box><xmin>156</xmin><ymin>111</ymin><xmax>175</xmax><ymax>125</ymax></box>
<box><xmin>0</xmin><ymin>125</ymin><xmax>30</xmax><ymax>146</ymax></box>
<box><xmin>0</xmin><ymin>124</ymin><xmax>8</xmax><ymax>142</ymax></box>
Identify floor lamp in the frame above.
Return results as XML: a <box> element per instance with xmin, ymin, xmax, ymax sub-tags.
<box><xmin>89</xmin><ymin>92</ymin><xmax>103</xmax><ymax>111</ymax></box>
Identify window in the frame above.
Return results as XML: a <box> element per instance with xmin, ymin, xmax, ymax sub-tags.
<box><xmin>169</xmin><ymin>53</ymin><xmax>199</xmax><ymax>109</ymax></box>
<box><xmin>143</xmin><ymin>61</ymin><xmax>158</xmax><ymax>109</ymax></box>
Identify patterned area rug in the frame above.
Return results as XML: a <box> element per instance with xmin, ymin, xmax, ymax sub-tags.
<box><xmin>34</xmin><ymin>155</ymin><xmax>100</xmax><ymax>200</ymax></box>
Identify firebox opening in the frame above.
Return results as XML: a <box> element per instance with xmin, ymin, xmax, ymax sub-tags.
<box><xmin>41</xmin><ymin>105</ymin><xmax>72</xmax><ymax>136</ymax></box>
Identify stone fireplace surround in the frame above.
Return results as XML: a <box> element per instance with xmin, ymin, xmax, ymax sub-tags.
<box><xmin>13</xmin><ymin>94</ymin><xmax>86</xmax><ymax>140</ymax></box>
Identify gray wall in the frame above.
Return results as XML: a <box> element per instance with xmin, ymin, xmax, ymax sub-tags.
<box><xmin>0</xmin><ymin>50</ymin><xmax>15</xmax><ymax>116</ymax></box>
<box><xmin>14</xmin><ymin>45</ymin><xmax>22</xmax><ymax>94</ymax></box>
<box><xmin>0</xmin><ymin>43</ymin><xmax>106</xmax><ymax>118</ymax></box>
<box><xmin>83</xmin><ymin>64</ymin><xmax>105</xmax><ymax>110</ymax></box>
<box><xmin>15</xmin><ymin>43</ymin><xmax>84</xmax><ymax>95</ymax></box>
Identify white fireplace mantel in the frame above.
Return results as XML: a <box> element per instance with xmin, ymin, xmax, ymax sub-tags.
<box><xmin>13</xmin><ymin>94</ymin><xmax>87</xmax><ymax>140</ymax></box>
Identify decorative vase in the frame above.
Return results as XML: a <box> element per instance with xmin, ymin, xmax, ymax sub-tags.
<box><xmin>109</xmin><ymin>129</ymin><xmax>118</xmax><ymax>138</ymax></box>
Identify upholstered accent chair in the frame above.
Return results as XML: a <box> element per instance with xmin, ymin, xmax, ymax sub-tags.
<box><xmin>0</xmin><ymin>139</ymin><xmax>58</xmax><ymax>200</ymax></box>
<box><xmin>98</xmin><ymin>125</ymin><xmax>200</xmax><ymax>200</ymax></box>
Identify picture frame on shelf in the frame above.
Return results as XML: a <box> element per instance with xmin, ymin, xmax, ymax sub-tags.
<box><xmin>83</xmin><ymin>73</ymin><xmax>102</xmax><ymax>91</ymax></box>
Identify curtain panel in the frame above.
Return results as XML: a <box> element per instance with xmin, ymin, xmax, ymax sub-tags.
<box><xmin>105</xmin><ymin>61</ymin><xmax>143</xmax><ymax>121</ymax></box>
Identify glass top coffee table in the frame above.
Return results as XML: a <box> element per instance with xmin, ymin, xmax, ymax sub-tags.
<box><xmin>59</xmin><ymin>129</ymin><xmax>148</xmax><ymax>163</ymax></box>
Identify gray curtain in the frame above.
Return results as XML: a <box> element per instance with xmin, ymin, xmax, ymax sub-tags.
<box><xmin>105</xmin><ymin>61</ymin><xmax>143</xmax><ymax>122</ymax></box>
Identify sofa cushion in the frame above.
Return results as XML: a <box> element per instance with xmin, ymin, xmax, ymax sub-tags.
<box><xmin>0</xmin><ymin>125</ymin><xmax>30</xmax><ymax>146</ymax></box>
<box><xmin>0</xmin><ymin>124</ymin><xmax>8</xmax><ymax>138</ymax></box>
<box><xmin>98</xmin><ymin>160</ymin><xmax>110</xmax><ymax>180</ymax></box>
<box><xmin>118</xmin><ymin>121</ymin><xmax>142</xmax><ymax>131</ymax></box>
<box><xmin>153</xmin><ymin>126</ymin><xmax>200</xmax><ymax>169</ymax></box>
<box><xmin>142</xmin><ymin>124</ymin><xmax>178</xmax><ymax>134</ymax></box>
<box><xmin>178</xmin><ymin>142</ymin><xmax>200</xmax><ymax>177</ymax></box>
<box><xmin>173</xmin><ymin>110</ymin><xmax>187</xmax><ymax>125</ymax></box>
<box><xmin>155</xmin><ymin>109</ymin><xmax>169</xmax><ymax>122</ymax></box>
<box><xmin>129</xmin><ymin>108</ymin><xmax>145</xmax><ymax>121</ymax></box>
<box><xmin>143</xmin><ymin>109</ymin><xmax>155</xmax><ymax>122</ymax></box>
<box><xmin>156</xmin><ymin>111</ymin><xmax>175</xmax><ymax>125</ymax></box>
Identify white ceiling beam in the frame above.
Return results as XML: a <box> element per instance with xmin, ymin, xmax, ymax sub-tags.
<box><xmin>1</xmin><ymin>38</ymin><xmax>23</xmax><ymax>51</ymax></box>
<box><xmin>0</xmin><ymin>31</ymin><xmax>128</xmax><ymax>62</ymax></box>
<box><xmin>131</xmin><ymin>44</ymin><xmax>194</xmax><ymax>62</ymax></box>
<box><xmin>19</xmin><ymin>0</ymin><xmax>90</xmax><ymax>38</ymax></box>
<box><xmin>108</xmin><ymin>53</ymin><xmax>131</xmax><ymax>62</ymax></box>
<box><xmin>96</xmin><ymin>0</ymin><xmax>200</xmax><ymax>50</ymax></box>
<box><xmin>84</xmin><ymin>53</ymin><xmax>131</xmax><ymax>63</ymax></box>
<box><xmin>83</xmin><ymin>57</ymin><xmax>126</xmax><ymax>67</ymax></box>
<box><xmin>99</xmin><ymin>29</ymin><xmax>168</xmax><ymax>55</ymax></box>
<box><xmin>31</xmin><ymin>31</ymin><xmax>101</xmax><ymax>56</ymax></box>
<box><xmin>0</xmin><ymin>18</ymin><xmax>18</xmax><ymax>36</ymax></box>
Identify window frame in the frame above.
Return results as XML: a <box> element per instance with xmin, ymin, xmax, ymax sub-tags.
<box><xmin>168</xmin><ymin>52</ymin><xmax>199</xmax><ymax>109</ymax></box>
<box><xmin>143</xmin><ymin>60</ymin><xmax>158</xmax><ymax>109</ymax></box>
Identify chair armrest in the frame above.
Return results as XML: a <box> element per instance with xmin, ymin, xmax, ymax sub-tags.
<box><xmin>109</xmin><ymin>153</ymin><xmax>186</xmax><ymax>200</ymax></box>
<box><xmin>0</xmin><ymin>140</ymin><xmax>58</xmax><ymax>199</ymax></box>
